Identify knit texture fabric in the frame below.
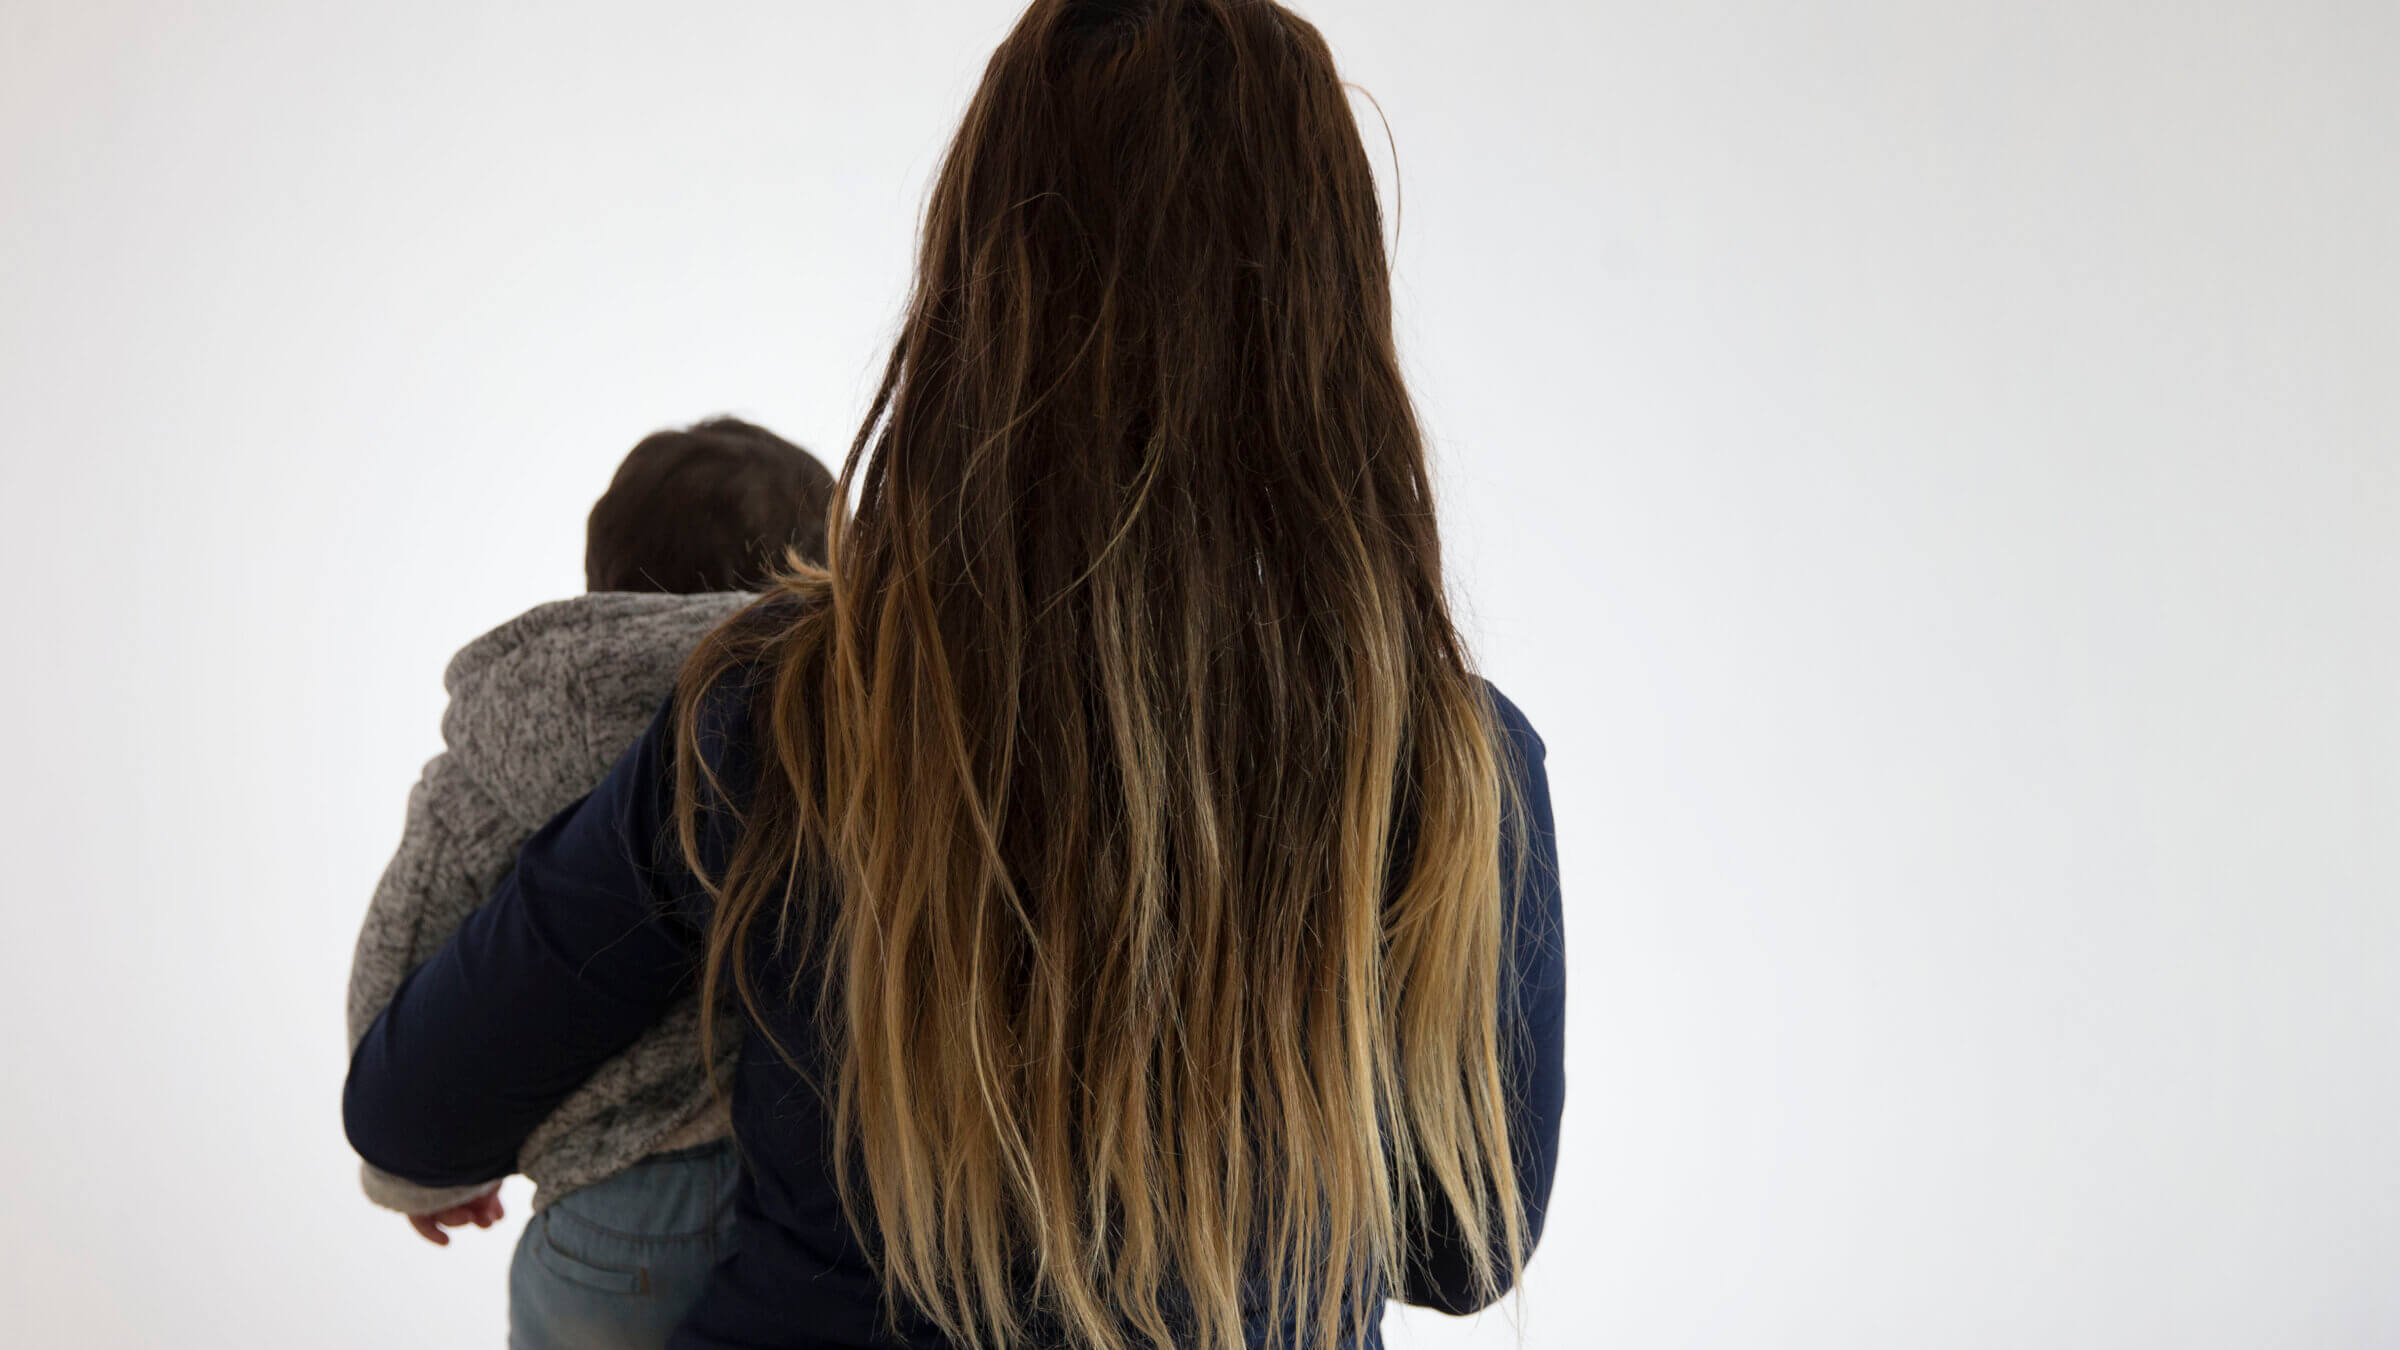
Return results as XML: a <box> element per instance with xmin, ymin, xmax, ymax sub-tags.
<box><xmin>346</xmin><ymin>591</ymin><xmax>751</xmax><ymax>1214</ymax></box>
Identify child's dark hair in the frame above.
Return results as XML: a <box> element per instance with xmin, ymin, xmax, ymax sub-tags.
<box><xmin>585</xmin><ymin>417</ymin><xmax>836</xmax><ymax>594</ymax></box>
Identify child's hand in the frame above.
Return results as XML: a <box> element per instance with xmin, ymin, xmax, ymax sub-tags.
<box><xmin>406</xmin><ymin>1188</ymin><xmax>505</xmax><ymax>1246</ymax></box>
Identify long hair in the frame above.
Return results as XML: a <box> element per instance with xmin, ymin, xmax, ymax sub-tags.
<box><xmin>675</xmin><ymin>2</ymin><xmax>1522</xmax><ymax>1345</ymax></box>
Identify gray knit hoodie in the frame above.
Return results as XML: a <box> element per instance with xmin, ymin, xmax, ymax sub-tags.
<box><xmin>346</xmin><ymin>591</ymin><xmax>751</xmax><ymax>1214</ymax></box>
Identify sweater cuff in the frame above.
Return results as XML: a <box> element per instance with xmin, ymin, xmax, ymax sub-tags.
<box><xmin>358</xmin><ymin>1161</ymin><xmax>504</xmax><ymax>1216</ymax></box>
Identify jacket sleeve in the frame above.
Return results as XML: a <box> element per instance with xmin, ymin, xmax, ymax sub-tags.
<box><xmin>345</xmin><ymin>753</ymin><xmax>529</xmax><ymax>1213</ymax></box>
<box><xmin>342</xmin><ymin>695</ymin><xmax>727</xmax><ymax>1191</ymax></box>
<box><xmin>1398</xmin><ymin>688</ymin><xmax>1568</xmax><ymax>1313</ymax></box>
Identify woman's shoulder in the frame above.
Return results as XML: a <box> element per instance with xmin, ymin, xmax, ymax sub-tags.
<box><xmin>1476</xmin><ymin>678</ymin><xmax>1549</xmax><ymax>767</ymax></box>
<box><xmin>670</xmin><ymin>585</ymin><xmax>833</xmax><ymax>794</ymax></box>
<box><xmin>680</xmin><ymin>586</ymin><xmax>821</xmax><ymax>710</ymax></box>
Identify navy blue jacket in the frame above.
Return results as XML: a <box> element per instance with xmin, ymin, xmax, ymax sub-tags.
<box><xmin>344</xmin><ymin>674</ymin><xmax>1565</xmax><ymax>1348</ymax></box>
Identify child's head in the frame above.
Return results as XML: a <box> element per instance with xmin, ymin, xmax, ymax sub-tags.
<box><xmin>584</xmin><ymin>417</ymin><xmax>836</xmax><ymax>594</ymax></box>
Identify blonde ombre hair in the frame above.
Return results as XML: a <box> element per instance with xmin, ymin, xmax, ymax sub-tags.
<box><xmin>675</xmin><ymin>2</ymin><xmax>1524</xmax><ymax>1345</ymax></box>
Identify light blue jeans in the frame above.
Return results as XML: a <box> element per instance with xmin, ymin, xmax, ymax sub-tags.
<box><xmin>508</xmin><ymin>1141</ymin><xmax>741</xmax><ymax>1350</ymax></box>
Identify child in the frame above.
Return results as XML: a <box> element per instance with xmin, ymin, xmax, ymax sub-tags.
<box><xmin>346</xmin><ymin>417</ymin><xmax>835</xmax><ymax>1350</ymax></box>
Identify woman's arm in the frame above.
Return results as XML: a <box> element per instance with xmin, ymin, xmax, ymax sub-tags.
<box><xmin>1398</xmin><ymin>687</ymin><xmax>1567</xmax><ymax>1313</ymax></box>
<box><xmin>346</xmin><ymin>758</ymin><xmax>532</xmax><ymax>1213</ymax></box>
<box><xmin>342</xmin><ymin>697</ymin><xmax>721</xmax><ymax>1190</ymax></box>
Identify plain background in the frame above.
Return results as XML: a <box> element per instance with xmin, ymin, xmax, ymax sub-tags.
<box><xmin>3</xmin><ymin>1</ymin><xmax>2394</xmax><ymax>1346</ymax></box>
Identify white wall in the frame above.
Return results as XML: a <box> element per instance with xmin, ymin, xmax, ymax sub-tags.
<box><xmin>2</xmin><ymin>2</ymin><xmax>2392</xmax><ymax>1346</ymax></box>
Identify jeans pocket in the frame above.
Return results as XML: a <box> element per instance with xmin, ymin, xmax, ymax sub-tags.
<box><xmin>548</xmin><ymin>1142</ymin><xmax>738</xmax><ymax>1241</ymax></box>
<box><xmin>530</xmin><ymin>1211</ymin><xmax>651</xmax><ymax>1296</ymax></box>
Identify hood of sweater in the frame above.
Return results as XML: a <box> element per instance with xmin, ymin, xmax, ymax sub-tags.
<box><xmin>438</xmin><ymin>590</ymin><xmax>754</xmax><ymax>835</ymax></box>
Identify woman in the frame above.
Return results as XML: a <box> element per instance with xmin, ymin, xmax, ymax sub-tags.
<box><xmin>344</xmin><ymin>1</ymin><xmax>1565</xmax><ymax>1347</ymax></box>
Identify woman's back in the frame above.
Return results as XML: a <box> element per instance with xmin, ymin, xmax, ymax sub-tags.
<box><xmin>690</xmin><ymin>670</ymin><xmax>1566</xmax><ymax>1350</ymax></box>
